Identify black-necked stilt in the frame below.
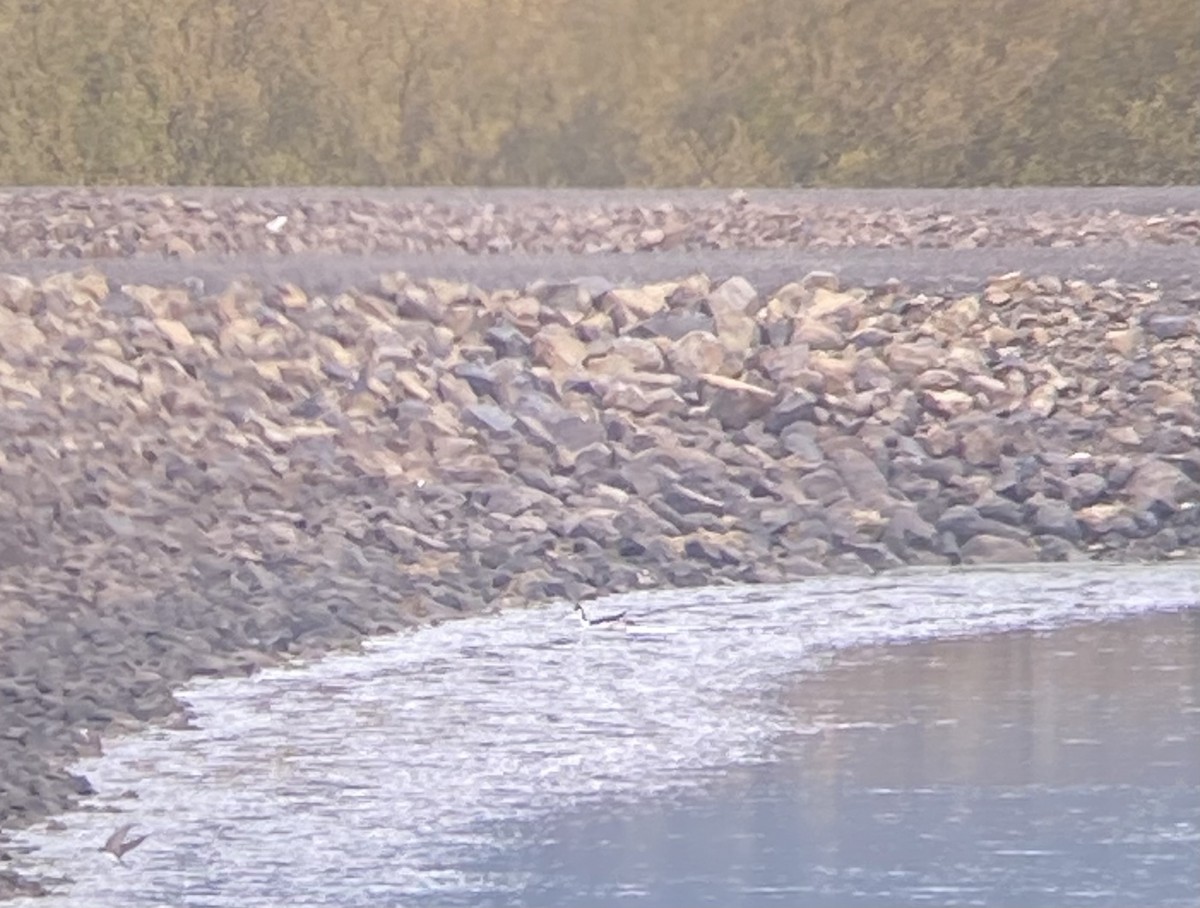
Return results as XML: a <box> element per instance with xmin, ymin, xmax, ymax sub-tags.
<box><xmin>101</xmin><ymin>824</ymin><xmax>148</xmax><ymax>864</ymax></box>
<box><xmin>573</xmin><ymin>602</ymin><xmax>628</xmax><ymax>627</ymax></box>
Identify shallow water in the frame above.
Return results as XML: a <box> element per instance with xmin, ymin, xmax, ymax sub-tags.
<box><xmin>507</xmin><ymin>609</ymin><xmax>1200</xmax><ymax>907</ymax></box>
<box><xmin>9</xmin><ymin>562</ymin><xmax>1200</xmax><ymax>906</ymax></box>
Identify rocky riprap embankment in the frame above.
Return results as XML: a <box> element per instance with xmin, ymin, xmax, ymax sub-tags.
<box><xmin>1</xmin><ymin>188</ymin><xmax>1199</xmax><ymax>260</ymax></box>
<box><xmin>2</xmin><ymin>262</ymin><xmax>1199</xmax><ymax>866</ymax></box>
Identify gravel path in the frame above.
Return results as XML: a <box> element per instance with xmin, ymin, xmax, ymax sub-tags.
<box><xmin>10</xmin><ymin>184</ymin><xmax>1200</xmax><ymax>212</ymax></box>
<box><xmin>2</xmin><ymin>244</ymin><xmax>1198</xmax><ymax>297</ymax></box>
<box><xmin>1</xmin><ymin>186</ymin><xmax>1198</xmax><ymax>296</ymax></box>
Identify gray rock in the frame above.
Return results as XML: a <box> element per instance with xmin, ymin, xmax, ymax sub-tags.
<box><xmin>796</xmin><ymin>467</ymin><xmax>848</xmax><ymax>505</ymax></box>
<box><xmin>936</xmin><ymin>505</ymin><xmax>1028</xmax><ymax>543</ymax></box>
<box><xmin>764</xmin><ymin>389</ymin><xmax>820</xmax><ymax>435</ymax></box>
<box><xmin>780</xmin><ymin>424</ymin><xmax>823</xmax><ymax>461</ymax></box>
<box><xmin>827</xmin><ymin>447</ymin><xmax>894</xmax><ymax>511</ymax></box>
<box><xmin>661</xmin><ymin>485</ymin><xmax>726</xmax><ymax>516</ymax></box>
<box><xmin>1141</xmin><ymin>312</ymin><xmax>1194</xmax><ymax>340</ymax></box>
<box><xmin>463</xmin><ymin>404</ymin><xmax>517</xmax><ymax>436</ymax></box>
<box><xmin>682</xmin><ymin>533</ymin><xmax>743</xmax><ymax>567</ymax></box>
<box><xmin>975</xmin><ymin>492</ymin><xmax>1024</xmax><ymax>525</ymax></box>
<box><xmin>560</xmin><ymin>509</ymin><xmax>623</xmax><ymax>546</ymax></box>
<box><xmin>1027</xmin><ymin>495</ymin><xmax>1083</xmax><ymax>542</ymax></box>
<box><xmin>484</xmin><ymin>322</ymin><xmax>530</xmax><ymax>358</ymax></box>
<box><xmin>699</xmin><ymin>374</ymin><xmax>776</xmax><ymax>430</ymax></box>
<box><xmin>1061</xmin><ymin>472</ymin><xmax>1109</xmax><ymax>509</ymax></box>
<box><xmin>529</xmin><ymin>279</ymin><xmax>606</xmax><ymax>313</ymax></box>
<box><xmin>632</xmin><ymin>309</ymin><xmax>715</xmax><ymax>341</ymax></box>
<box><xmin>881</xmin><ymin>506</ymin><xmax>938</xmax><ymax>556</ymax></box>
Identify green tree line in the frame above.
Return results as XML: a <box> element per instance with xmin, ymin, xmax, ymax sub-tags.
<box><xmin>0</xmin><ymin>0</ymin><xmax>1196</xmax><ymax>186</ymax></box>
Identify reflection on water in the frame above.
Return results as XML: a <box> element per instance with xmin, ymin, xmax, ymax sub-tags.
<box><xmin>512</xmin><ymin>610</ymin><xmax>1200</xmax><ymax>907</ymax></box>
<box><xmin>8</xmin><ymin>562</ymin><xmax>1200</xmax><ymax>907</ymax></box>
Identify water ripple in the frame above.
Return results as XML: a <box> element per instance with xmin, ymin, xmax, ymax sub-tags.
<box><xmin>10</xmin><ymin>561</ymin><xmax>1199</xmax><ymax>906</ymax></box>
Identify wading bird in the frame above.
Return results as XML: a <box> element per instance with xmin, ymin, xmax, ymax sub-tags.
<box><xmin>101</xmin><ymin>824</ymin><xmax>148</xmax><ymax>864</ymax></box>
<box><xmin>573</xmin><ymin>602</ymin><xmax>628</xmax><ymax>627</ymax></box>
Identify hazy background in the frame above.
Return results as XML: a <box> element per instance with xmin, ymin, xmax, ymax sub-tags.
<box><xmin>1</xmin><ymin>0</ymin><xmax>1196</xmax><ymax>186</ymax></box>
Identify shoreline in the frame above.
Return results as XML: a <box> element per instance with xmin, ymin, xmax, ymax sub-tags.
<box><xmin>2</xmin><ymin>188</ymin><xmax>1199</xmax><ymax>896</ymax></box>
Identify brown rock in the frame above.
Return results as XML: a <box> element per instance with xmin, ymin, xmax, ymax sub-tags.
<box><xmin>915</xmin><ymin>369</ymin><xmax>961</xmax><ymax>391</ymax></box>
<box><xmin>804</xmin><ymin>286</ymin><xmax>865</xmax><ymax>332</ymax></box>
<box><xmin>931</xmin><ymin>295</ymin><xmax>981</xmax><ymax>335</ymax></box>
<box><xmin>530</xmin><ymin>324</ymin><xmax>588</xmax><ymax>374</ymax></box>
<box><xmin>667</xmin><ymin>330</ymin><xmax>728</xmax><ymax>379</ymax></box>
<box><xmin>1077</xmin><ymin>503</ymin><xmax>1137</xmax><ymax>537</ymax></box>
<box><xmin>0</xmin><ymin>310</ymin><xmax>47</xmax><ymax>355</ymax></box>
<box><xmin>42</xmin><ymin>269</ymin><xmax>108</xmax><ymax>308</ymax></box>
<box><xmin>1107</xmin><ymin>425</ymin><xmax>1143</xmax><ymax>447</ymax></box>
<box><xmin>165</xmin><ymin>235</ymin><xmax>197</xmax><ymax>257</ymax></box>
<box><xmin>1025</xmin><ymin>383</ymin><xmax>1058</xmax><ymax>418</ymax></box>
<box><xmin>1106</xmin><ymin>327</ymin><xmax>1144</xmax><ymax>357</ymax></box>
<box><xmin>960</xmin><ymin>534</ymin><xmax>1037</xmax><ymax>564</ymax></box>
<box><xmin>154</xmin><ymin>318</ymin><xmax>196</xmax><ymax>349</ymax></box>
<box><xmin>575</xmin><ymin>310</ymin><xmax>615</xmax><ymax>342</ymax></box>
<box><xmin>1124</xmin><ymin>460</ymin><xmax>1196</xmax><ymax>516</ymax></box>
<box><xmin>886</xmin><ymin>340</ymin><xmax>946</xmax><ymax>376</ymax></box>
<box><xmin>801</xmin><ymin>270</ymin><xmax>841</xmax><ymax>291</ymax></box>
<box><xmin>682</xmin><ymin>529</ymin><xmax>745</xmax><ymax>567</ymax></box>
<box><xmin>92</xmin><ymin>354</ymin><xmax>141</xmax><ymax>388</ymax></box>
<box><xmin>603</xmin><ymin>286</ymin><xmax>668</xmax><ymax>331</ymax></box>
<box><xmin>612</xmin><ymin>336</ymin><xmax>666</xmax><ymax>372</ymax></box>
<box><xmin>923</xmin><ymin>389</ymin><xmax>974</xmax><ymax>418</ymax></box>
<box><xmin>915</xmin><ymin>424</ymin><xmax>959</xmax><ymax>457</ymax></box>
<box><xmin>807</xmin><ymin>352</ymin><xmax>856</xmax><ymax>394</ymax></box>
<box><xmin>960</xmin><ymin>425</ymin><xmax>1004</xmax><ymax>467</ymax></box>
<box><xmin>0</xmin><ymin>273</ymin><xmax>36</xmax><ymax>313</ymax></box>
<box><xmin>792</xmin><ymin>318</ymin><xmax>845</xmax><ymax>350</ymax></box>
<box><xmin>587</xmin><ymin>337</ymin><xmax>665</xmax><ymax>376</ymax></box>
<box><xmin>1141</xmin><ymin>381</ymin><xmax>1194</xmax><ymax>418</ymax></box>
<box><xmin>602</xmin><ymin>381</ymin><xmax>684</xmax><ymax>416</ymax></box>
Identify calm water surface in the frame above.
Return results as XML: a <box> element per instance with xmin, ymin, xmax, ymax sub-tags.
<box><xmin>9</xmin><ymin>562</ymin><xmax>1200</xmax><ymax>907</ymax></box>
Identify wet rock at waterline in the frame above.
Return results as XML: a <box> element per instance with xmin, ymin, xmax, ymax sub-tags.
<box><xmin>0</xmin><ymin>264</ymin><xmax>1198</xmax><ymax>858</ymax></box>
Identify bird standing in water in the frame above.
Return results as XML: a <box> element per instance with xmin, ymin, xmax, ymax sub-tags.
<box><xmin>573</xmin><ymin>602</ymin><xmax>628</xmax><ymax>627</ymax></box>
<box><xmin>101</xmin><ymin>824</ymin><xmax>148</xmax><ymax>864</ymax></box>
